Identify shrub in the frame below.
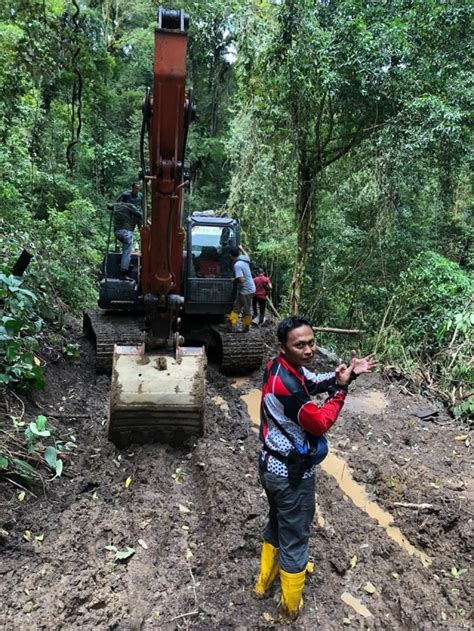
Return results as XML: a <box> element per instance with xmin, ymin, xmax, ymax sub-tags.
<box><xmin>0</xmin><ymin>274</ymin><xmax>44</xmax><ymax>389</ymax></box>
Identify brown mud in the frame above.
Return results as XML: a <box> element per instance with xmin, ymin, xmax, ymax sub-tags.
<box><xmin>0</xmin><ymin>324</ymin><xmax>472</xmax><ymax>630</ymax></box>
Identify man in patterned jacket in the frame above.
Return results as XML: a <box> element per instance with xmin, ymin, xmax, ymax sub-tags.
<box><xmin>254</xmin><ymin>316</ymin><xmax>376</xmax><ymax>620</ymax></box>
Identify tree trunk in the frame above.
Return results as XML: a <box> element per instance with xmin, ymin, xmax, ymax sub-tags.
<box><xmin>288</xmin><ymin>167</ymin><xmax>314</xmax><ymax>315</ymax></box>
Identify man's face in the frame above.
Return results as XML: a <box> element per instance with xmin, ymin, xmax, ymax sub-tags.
<box><xmin>132</xmin><ymin>184</ymin><xmax>141</xmax><ymax>195</ymax></box>
<box><xmin>279</xmin><ymin>325</ymin><xmax>315</xmax><ymax>369</ymax></box>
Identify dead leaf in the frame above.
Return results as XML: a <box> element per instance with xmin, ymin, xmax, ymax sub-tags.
<box><xmin>124</xmin><ymin>476</ymin><xmax>132</xmax><ymax>489</ymax></box>
<box><xmin>34</xmin><ymin>356</ymin><xmax>41</xmax><ymax>367</ymax></box>
<box><xmin>186</xmin><ymin>548</ymin><xmax>193</xmax><ymax>560</ymax></box>
<box><xmin>262</xmin><ymin>612</ymin><xmax>274</xmax><ymax>622</ymax></box>
<box><xmin>92</xmin><ymin>491</ymin><xmax>98</xmax><ymax>501</ymax></box>
<box><xmin>35</xmin><ymin>534</ymin><xmax>44</xmax><ymax>542</ymax></box>
<box><xmin>138</xmin><ymin>539</ymin><xmax>148</xmax><ymax>550</ymax></box>
<box><xmin>363</xmin><ymin>581</ymin><xmax>377</xmax><ymax>594</ymax></box>
<box><xmin>23</xmin><ymin>530</ymin><xmax>32</xmax><ymax>541</ymax></box>
<box><xmin>350</xmin><ymin>555</ymin><xmax>358</xmax><ymax>569</ymax></box>
<box><xmin>454</xmin><ymin>435</ymin><xmax>468</xmax><ymax>441</ymax></box>
<box><xmin>18</xmin><ymin>491</ymin><xmax>26</xmax><ymax>502</ymax></box>
<box><xmin>179</xmin><ymin>504</ymin><xmax>191</xmax><ymax>514</ymax></box>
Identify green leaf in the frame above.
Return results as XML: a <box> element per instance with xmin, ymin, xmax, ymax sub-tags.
<box><xmin>36</xmin><ymin>415</ymin><xmax>48</xmax><ymax>431</ymax></box>
<box><xmin>12</xmin><ymin>458</ymin><xmax>38</xmax><ymax>479</ymax></box>
<box><xmin>0</xmin><ymin>456</ymin><xmax>9</xmax><ymax>469</ymax></box>
<box><xmin>55</xmin><ymin>459</ymin><xmax>63</xmax><ymax>477</ymax></box>
<box><xmin>44</xmin><ymin>446</ymin><xmax>57</xmax><ymax>469</ymax></box>
<box><xmin>2</xmin><ymin>316</ymin><xmax>21</xmax><ymax>334</ymax></box>
<box><xmin>114</xmin><ymin>547</ymin><xmax>135</xmax><ymax>561</ymax></box>
<box><xmin>28</xmin><ymin>422</ymin><xmax>51</xmax><ymax>437</ymax></box>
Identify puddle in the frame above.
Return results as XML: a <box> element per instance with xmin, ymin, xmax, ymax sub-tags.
<box><xmin>321</xmin><ymin>453</ymin><xmax>432</xmax><ymax>567</ymax></box>
<box><xmin>342</xmin><ymin>390</ymin><xmax>388</xmax><ymax>416</ymax></box>
<box><xmin>241</xmin><ymin>389</ymin><xmax>261</xmax><ymax>425</ymax></box>
<box><xmin>341</xmin><ymin>592</ymin><xmax>372</xmax><ymax>618</ymax></box>
<box><xmin>239</xmin><ymin>386</ymin><xmax>432</xmax><ymax>568</ymax></box>
<box><xmin>241</xmin><ymin>389</ymin><xmax>261</xmax><ymax>434</ymax></box>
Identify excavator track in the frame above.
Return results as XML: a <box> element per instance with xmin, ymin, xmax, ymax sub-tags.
<box><xmin>83</xmin><ymin>310</ymin><xmax>145</xmax><ymax>373</ymax></box>
<box><xmin>215</xmin><ymin>328</ymin><xmax>264</xmax><ymax>375</ymax></box>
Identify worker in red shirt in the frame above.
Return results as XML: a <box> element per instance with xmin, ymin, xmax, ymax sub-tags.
<box><xmin>252</xmin><ymin>268</ymin><xmax>272</xmax><ymax>325</ymax></box>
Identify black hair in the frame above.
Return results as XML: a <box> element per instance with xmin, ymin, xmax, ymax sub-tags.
<box><xmin>257</xmin><ymin>267</ymin><xmax>264</xmax><ymax>274</ymax></box>
<box><xmin>132</xmin><ymin>181</ymin><xmax>141</xmax><ymax>188</ymax></box>
<box><xmin>277</xmin><ymin>316</ymin><xmax>313</xmax><ymax>345</ymax></box>
<box><xmin>229</xmin><ymin>246</ymin><xmax>240</xmax><ymax>257</ymax></box>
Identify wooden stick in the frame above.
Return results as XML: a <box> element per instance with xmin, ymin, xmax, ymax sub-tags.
<box><xmin>49</xmin><ymin>413</ymin><xmax>90</xmax><ymax>419</ymax></box>
<box><xmin>313</xmin><ymin>326</ymin><xmax>365</xmax><ymax>336</ymax></box>
<box><xmin>5</xmin><ymin>478</ymin><xmax>38</xmax><ymax>498</ymax></box>
<box><xmin>266</xmin><ymin>297</ymin><xmax>280</xmax><ymax>319</ymax></box>
<box><xmin>168</xmin><ymin>611</ymin><xmax>198</xmax><ymax>622</ymax></box>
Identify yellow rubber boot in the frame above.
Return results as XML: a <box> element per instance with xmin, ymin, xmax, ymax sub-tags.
<box><xmin>242</xmin><ymin>314</ymin><xmax>252</xmax><ymax>332</ymax></box>
<box><xmin>279</xmin><ymin>568</ymin><xmax>306</xmax><ymax>621</ymax></box>
<box><xmin>227</xmin><ymin>310</ymin><xmax>239</xmax><ymax>332</ymax></box>
<box><xmin>254</xmin><ymin>541</ymin><xmax>279</xmax><ymax>597</ymax></box>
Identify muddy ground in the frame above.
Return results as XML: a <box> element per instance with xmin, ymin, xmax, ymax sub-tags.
<box><xmin>0</xmin><ymin>322</ymin><xmax>472</xmax><ymax>630</ymax></box>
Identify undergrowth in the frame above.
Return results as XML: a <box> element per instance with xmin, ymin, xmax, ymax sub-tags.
<box><xmin>374</xmin><ymin>252</ymin><xmax>473</xmax><ymax>421</ymax></box>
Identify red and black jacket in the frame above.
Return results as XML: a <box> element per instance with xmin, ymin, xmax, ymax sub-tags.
<box><xmin>259</xmin><ymin>355</ymin><xmax>347</xmax><ymax>477</ymax></box>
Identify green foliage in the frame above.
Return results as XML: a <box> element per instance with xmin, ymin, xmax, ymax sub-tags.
<box><xmin>63</xmin><ymin>342</ymin><xmax>80</xmax><ymax>361</ymax></box>
<box><xmin>394</xmin><ymin>253</ymin><xmax>472</xmax><ymax>355</ymax></box>
<box><xmin>375</xmin><ymin>253</ymin><xmax>473</xmax><ymax>419</ymax></box>
<box><xmin>0</xmin><ymin>414</ymin><xmax>64</xmax><ymax>482</ymax></box>
<box><xmin>0</xmin><ymin>274</ymin><xmax>44</xmax><ymax>389</ymax></box>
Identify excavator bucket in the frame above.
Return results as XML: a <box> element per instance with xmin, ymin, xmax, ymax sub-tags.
<box><xmin>108</xmin><ymin>345</ymin><xmax>206</xmax><ymax>448</ymax></box>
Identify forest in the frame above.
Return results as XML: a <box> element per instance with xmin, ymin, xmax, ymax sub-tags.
<box><xmin>0</xmin><ymin>0</ymin><xmax>473</xmax><ymax>628</ymax></box>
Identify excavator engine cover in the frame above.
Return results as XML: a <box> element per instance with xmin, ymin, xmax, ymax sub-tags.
<box><xmin>108</xmin><ymin>345</ymin><xmax>206</xmax><ymax>448</ymax></box>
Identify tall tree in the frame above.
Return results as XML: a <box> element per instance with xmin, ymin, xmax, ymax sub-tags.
<box><xmin>232</xmin><ymin>0</ymin><xmax>472</xmax><ymax>313</ymax></box>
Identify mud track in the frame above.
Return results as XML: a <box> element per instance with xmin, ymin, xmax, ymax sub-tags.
<box><xmin>1</xmin><ymin>325</ymin><xmax>472</xmax><ymax>630</ymax></box>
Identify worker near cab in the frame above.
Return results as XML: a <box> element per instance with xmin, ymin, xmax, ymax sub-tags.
<box><xmin>252</xmin><ymin>268</ymin><xmax>272</xmax><ymax>326</ymax></box>
<box><xmin>254</xmin><ymin>316</ymin><xmax>376</xmax><ymax>620</ymax></box>
<box><xmin>118</xmin><ymin>181</ymin><xmax>142</xmax><ymax>209</ymax></box>
<box><xmin>108</xmin><ymin>182</ymin><xmax>143</xmax><ymax>281</ymax></box>
<box><xmin>227</xmin><ymin>246</ymin><xmax>255</xmax><ymax>332</ymax></box>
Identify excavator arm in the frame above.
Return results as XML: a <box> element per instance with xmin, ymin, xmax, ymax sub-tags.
<box><xmin>107</xmin><ymin>9</ymin><xmax>205</xmax><ymax>448</ymax></box>
<box><xmin>140</xmin><ymin>9</ymin><xmax>194</xmax><ymax>347</ymax></box>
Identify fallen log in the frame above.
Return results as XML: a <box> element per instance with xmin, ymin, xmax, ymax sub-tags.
<box><xmin>313</xmin><ymin>326</ymin><xmax>365</xmax><ymax>336</ymax></box>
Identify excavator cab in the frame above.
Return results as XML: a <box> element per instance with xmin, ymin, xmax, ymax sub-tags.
<box><xmin>185</xmin><ymin>214</ymin><xmax>240</xmax><ymax>314</ymax></box>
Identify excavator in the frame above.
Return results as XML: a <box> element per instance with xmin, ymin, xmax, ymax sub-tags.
<box><xmin>84</xmin><ymin>8</ymin><xmax>263</xmax><ymax>448</ymax></box>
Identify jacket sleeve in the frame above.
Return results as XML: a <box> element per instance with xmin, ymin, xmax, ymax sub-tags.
<box><xmin>302</xmin><ymin>368</ymin><xmax>337</xmax><ymax>395</ymax></box>
<box><xmin>282</xmin><ymin>383</ymin><xmax>346</xmax><ymax>437</ymax></box>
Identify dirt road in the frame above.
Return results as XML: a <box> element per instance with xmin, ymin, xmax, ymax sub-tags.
<box><xmin>1</xmin><ymin>330</ymin><xmax>471</xmax><ymax>629</ymax></box>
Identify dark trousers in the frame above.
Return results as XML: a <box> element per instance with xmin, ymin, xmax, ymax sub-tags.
<box><xmin>259</xmin><ymin>469</ymin><xmax>315</xmax><ymax>573</ymax></box>
<box><xmin>252</xmin><ymin>296</ymin><xmax>267</xmax><ymax>323</ymax></box>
